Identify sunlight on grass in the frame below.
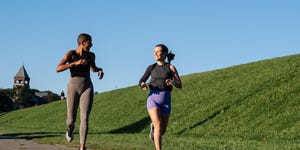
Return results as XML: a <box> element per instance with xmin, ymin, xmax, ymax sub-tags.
<box><xmin>1</xmin><ymin>54</ymin><xmax>300</xmax><ymax>149</ymax></box>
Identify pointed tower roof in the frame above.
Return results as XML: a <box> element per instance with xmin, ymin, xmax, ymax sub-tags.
<box><xmin>14</xmin><ymin>65</ymin><xmax>30</xmax><ymax>80</ymax></box>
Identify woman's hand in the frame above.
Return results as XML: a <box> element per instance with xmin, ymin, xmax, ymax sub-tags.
<box><xmin>74</xmin><ymin>59</ymin><xmax>88</xmax><ymax>66</ymax></box>
<box><xmin>165</xmin><ymin>79</ymin><xmax>174</xmax><ymax>86</ymax></box>
<box><xmin>98</xmin><ymin>68</ymin><xmax>104</xmax><ymax>79</ymax></box>
<box><xmin>140</xmin><ymin>82</ymin><xmax>148</xmax><ymax>91</ymax></box>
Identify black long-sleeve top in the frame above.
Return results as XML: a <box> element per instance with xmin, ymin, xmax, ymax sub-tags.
<box><xmin>139</xmin><ymin>63</ymin><xmax>173</xmax><ymax>91</ymax></box>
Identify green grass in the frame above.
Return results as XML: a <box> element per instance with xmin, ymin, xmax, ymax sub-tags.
<box><xmin>1</xmin><ymin>54</ymin><xmax>300</xmax><ymax>149</ymax></box>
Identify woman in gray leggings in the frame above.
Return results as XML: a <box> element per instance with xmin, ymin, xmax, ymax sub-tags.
<box><xmin>56</xmin><ymin>33</ymin><xmax>104</xmax><ymax>150</ymax></box>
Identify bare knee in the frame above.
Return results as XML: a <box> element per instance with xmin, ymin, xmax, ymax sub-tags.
<box><xmin>153</xmin><ymin>122</ymin><xmax>162</xmax><ymax>135</ymax></box>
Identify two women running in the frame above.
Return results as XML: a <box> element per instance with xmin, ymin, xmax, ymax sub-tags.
<box><xmin>57</xmin><ymin>34</ymin><xmax>181</xmax><ymax>150</ymax></box>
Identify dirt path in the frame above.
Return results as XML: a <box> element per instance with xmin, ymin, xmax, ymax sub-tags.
<box><xmin>0</xmin><ymin>135</ymin><xmax>79</xmax><ymax>150</ymax></box>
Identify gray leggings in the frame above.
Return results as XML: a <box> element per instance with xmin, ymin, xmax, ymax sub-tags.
<box><xmin>66</xmin><ymin>77</ymin><xmax>93</xmax><ymax>145</ymax></box>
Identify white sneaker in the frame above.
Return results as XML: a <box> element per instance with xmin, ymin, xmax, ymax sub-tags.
<box><xmin>66</xmin><ymin>130</ymin><xmax>74</xmax><ymax>142</ymax></box>
<box><xmin>149</xmin><ymin>123</ymin><xmax>154</xmax><ymax>141</ymax></box>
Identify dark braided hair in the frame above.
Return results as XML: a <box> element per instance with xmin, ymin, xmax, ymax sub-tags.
<box><xmin>155</xmin><ymin>44</ymin><xmax>175</xmax><ymax>63</ymax></box>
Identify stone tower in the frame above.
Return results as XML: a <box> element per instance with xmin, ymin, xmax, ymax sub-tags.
<box><xmin>14</xmin><ymin>65</ymin><xmax>30</xmax><ymax>88</ymax></box>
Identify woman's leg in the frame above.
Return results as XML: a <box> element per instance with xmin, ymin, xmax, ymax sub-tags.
<box><xmin>161</xmin><ymin>91</ymin><xmax>171</xmax><ymax>136</ymax></box>
<box><xmin>148</xmin><ymin>107</ymin><xmax>162</xmax><ymax>150</ymax></box>
<box><xmin>79</xmin><ymin>85</ymin><xmax>94</xmax><ymax>148</ymax></box>
<box><xmin>66</xmin><ymin>82</ymin><xmax>80</xmax><ymax>135</ymax></box>
<box><xmin>161</xmin><ymin>114</ymin><xmax>169</xmax><ymax>136</ymax></box>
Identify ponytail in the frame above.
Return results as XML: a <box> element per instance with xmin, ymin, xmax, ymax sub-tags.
<box><xmin>167</xmin><ymin>51</ymin><xmax>175</xmax><ymax>63</ymax></box>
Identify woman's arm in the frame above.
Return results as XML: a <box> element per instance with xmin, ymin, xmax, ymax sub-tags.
<box><xmin>89</xmin><ymin>52</ymin><xmax>104</xmax><ymax>79</ymax></box>
<box><xmin>56</xmin><ymin>51</ymin><xmax>75</xmax><ymax>73</ymax></box>
<box><xmin>169</xmin><ymin>64</ymin><xmax>182</xmax><ymax>88</ymax></box>
<box><xmin>139</xmin><ymin>65</ymin><xmax>152</xmax><ymax>91</ymax></box>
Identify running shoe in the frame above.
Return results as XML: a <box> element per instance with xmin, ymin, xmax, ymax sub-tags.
<box><xmin>66</xmin><ymin>130</ymin><xmax>74</xmax><ymax>142</ymax></box>
<box><xmin>149</xmin><ymin>123</ymin><xmax>154</xmax><ymax>141</ymax></box>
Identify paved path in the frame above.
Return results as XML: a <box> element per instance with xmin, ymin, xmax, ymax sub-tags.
<box><xmin>0</xmin><ymin>135</ymin><xmax>79</xmax><ymax>150</ymax></box>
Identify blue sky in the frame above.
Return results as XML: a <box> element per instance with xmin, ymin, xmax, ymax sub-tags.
<box><xmin>0</xmin><ymin>0</ymin><xmax>299</xmax><ymax>94</ymax></box>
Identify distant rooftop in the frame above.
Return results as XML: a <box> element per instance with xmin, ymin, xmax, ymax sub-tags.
<box><xmin>14</xmin><ymin>65</ymin><xmax>30</xmax><ymax>79</ymax></box>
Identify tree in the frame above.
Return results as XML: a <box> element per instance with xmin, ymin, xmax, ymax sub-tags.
<box><xmin>0</xmin><ymin>90</ymin><xmax>13</xmax><ymax>112</ymax></box>
<box><xmin>43</xmin><ymin>92</ymin><xmax>60</xmax><ymax>102</ymax></box>
<box><xmin>13</xmin><ymin>86</ymin><xmax>35</xmax><ymax>108</ymax></box>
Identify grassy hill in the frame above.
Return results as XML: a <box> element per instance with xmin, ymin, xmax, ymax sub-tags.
<box><xmin>1</xmin><ymin>54</ymin><xmax>300</xmax><ymax>149</ymax></box>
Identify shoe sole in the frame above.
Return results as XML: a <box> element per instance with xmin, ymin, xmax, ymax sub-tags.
<box><xmin>66</xmin><ymin>131</ymin><xmax>74</xmax><ymax>142</ymax></box>
<box><xmin>149</xmin><ymin>123</ymin><xmax>154</xmax><ymax>141</ymax></box>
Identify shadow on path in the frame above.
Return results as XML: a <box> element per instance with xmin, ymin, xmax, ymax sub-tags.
<box><xmin>1</xmin><ymin>132</ymin><xmax>64</xmax><ymax>140</ymax></box>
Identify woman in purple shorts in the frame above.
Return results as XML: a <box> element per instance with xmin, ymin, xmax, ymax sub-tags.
<box><xmin>139</xmin><ymin>44</ymin><xmax>182</xmax><ymax>150</ymax></box>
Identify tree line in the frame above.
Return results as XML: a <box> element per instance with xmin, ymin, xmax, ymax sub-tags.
<box><xmin>0</xmin><ymin>87</ymin><xmax>61</xmax><ymax>112</ymax></box>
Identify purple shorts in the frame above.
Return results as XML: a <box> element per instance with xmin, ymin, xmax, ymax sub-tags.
<box><xmin>147</xmin><ymin>90</ymin><xmax>171</xmax><ymax>115</ymax></box>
